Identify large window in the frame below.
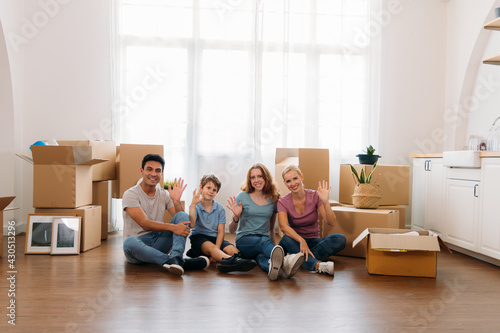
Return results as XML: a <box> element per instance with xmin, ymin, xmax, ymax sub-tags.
<box><xmin>112</xmin><ymin>0</ymin><xmax>379</xmax><ymax>202</ymax></box>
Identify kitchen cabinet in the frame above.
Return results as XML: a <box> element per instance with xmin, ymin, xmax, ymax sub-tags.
<box><xmin>478</xmin><ymin>158</ymin><xmax>500</xmax><ymax>260</ymax></box>
<box><xmin>443</xmin><ymin>168</ymin><xmax>480</xmax><ymax>251</ymax></box>
<box><xmin>411</xmin><ymin>158</ymin><xmax>444</xmax><ymax>234</ymax></box>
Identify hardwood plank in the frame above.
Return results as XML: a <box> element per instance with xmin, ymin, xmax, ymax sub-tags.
<box><xmin>2</xmin><ymin>232</ymin><xmax>500</xmax><ymax>332</ymax></box>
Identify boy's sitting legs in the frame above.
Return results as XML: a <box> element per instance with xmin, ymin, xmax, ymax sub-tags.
<box><xmin>188</xmin><ymin>234</ymin><xmax>256</xmax><ymax>273</ymax></box>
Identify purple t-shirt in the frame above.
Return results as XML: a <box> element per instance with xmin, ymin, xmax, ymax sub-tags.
<box><xmin>277</xmin><ymin>189</ymin><xmax>322</xmax><ymax>239</ymax></box>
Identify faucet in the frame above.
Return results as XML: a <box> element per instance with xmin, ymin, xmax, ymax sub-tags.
<box><xmin>493</xmin><ymin>116</ymin><xmax>500</xmax><ymax>127</ymax></box>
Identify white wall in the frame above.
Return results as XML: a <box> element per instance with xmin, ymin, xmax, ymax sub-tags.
<box><xmin>378</xmin><ymin>0</ymin><xmax>447</xmax><ymax>165</ymax></box>
<box><xmin>0</xmin><ymin>0</ymin><xmax>22</xmax><ymax>234</ymax></box>
<box><xmin>444</xmin><ymin>0</ymin><xmax>498</xmax><ymax>150</ymax></box>
<box><xmin>1</xmin><ymin>0</ymin><xmax>112</xmax><ymax>234</ymax></box>
<box><xmin>464</xmin><ymin>1</ymin><xmax>500</xmax><ymax>142</ymax></box>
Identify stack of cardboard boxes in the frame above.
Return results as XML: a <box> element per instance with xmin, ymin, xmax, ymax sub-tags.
<box><xmin>22</xmin><ymin>141</ymin><xmax>115</xmax><ymax>252</ymax></box>
<box><xmin>324</xmin><ymin>163</ymin><xmax>411</xmax><ymax>258</ymax></box>
<box><xmin>20</xmin><ymin>141</ymin><xmax>165</xmax><ymax>253</ymax></box>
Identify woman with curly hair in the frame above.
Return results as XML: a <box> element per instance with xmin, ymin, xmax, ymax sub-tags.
<box><xmin>227</xmin><ymin>163</ymin><xmax>304</xmax><ymax>281</ymax></box>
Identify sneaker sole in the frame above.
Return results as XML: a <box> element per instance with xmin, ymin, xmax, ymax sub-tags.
<box><xmin>268</xmin><ymin>246</ymin><xmax>284</xmax><ymax>281</ymax></box>
<box><xmin>216</xmin><ymin>260</ymin><xmax>257</xmax><ymax>273</ymax></box>
<box><xmin>285</xmin><ymin>255</ymin><xmax>305</xmax><ymax>279</ymax></box>
<box><xmin>163</xmin><ymin>264</ymin><xmax>184</xmax><ymax>276</ymax></box>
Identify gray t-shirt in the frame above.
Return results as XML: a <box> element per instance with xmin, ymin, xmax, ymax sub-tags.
<box><xmin>122</xmin><ymin>184</ymin><xmax>174</xmax><ymax>239</ymax></box>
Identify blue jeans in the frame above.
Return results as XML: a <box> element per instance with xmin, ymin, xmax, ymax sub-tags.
<box><xmin>123</xmin><ymin>212</ymin><xmax>188</xmax><ymax>266</ymax></box>
<box><xmin>279</xmin><ymin>234</ymin><xmax>346</xmax><ymax>271</ymax></box>
<box><xmin>236</xmin><ymin>235</ymin><xmax>276</xmax><ymax>272</ymax></box>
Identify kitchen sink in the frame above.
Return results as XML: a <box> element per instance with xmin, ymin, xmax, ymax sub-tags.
<box><xmin>443</xmin><ymin>150</ymin><xmax>481</xmax><ymax>168</ymax></box>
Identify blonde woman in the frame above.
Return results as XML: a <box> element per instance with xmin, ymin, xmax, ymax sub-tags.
<box><xmin>277</xmin><ymin>165</ymin><xmax>346</xmax><ymax>276</ymax></box>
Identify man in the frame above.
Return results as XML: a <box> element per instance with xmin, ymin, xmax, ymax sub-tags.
<box><xmin>122</xmin><ymin>154</ymin><xmax>208</xmax><ymax>276</ymax></box>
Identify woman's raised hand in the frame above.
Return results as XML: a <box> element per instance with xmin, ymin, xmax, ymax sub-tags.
<box><xmin>317</xmin><ymin>180</ymin><xmax>331</xmax><ymax>203</ymax></box>
<box><xmin>226</xmin><ymin>196</ymin><xmax>242</xmax><ymax>218</ymax></box>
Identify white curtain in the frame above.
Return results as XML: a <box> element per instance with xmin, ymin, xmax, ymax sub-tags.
<box><xmin>112</xmin><ymin>0</ymin><xmax>380</xmax><ymax>209</ymax></box>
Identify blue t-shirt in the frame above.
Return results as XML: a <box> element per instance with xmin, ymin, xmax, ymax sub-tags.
<box><xmin>235</xmin><ymin>191</ymin><xmax>277</xmax><ymax>242</ymax></box>
<box><xmin>191</xmin><ymin>200</ymin><xmax>226</xmax><ymax>238</ymax></box>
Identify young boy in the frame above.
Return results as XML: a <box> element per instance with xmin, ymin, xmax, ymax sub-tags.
<box><xmin>187</xmin><ymin>174</ymin><xmax>256</xmax><ymax>273</ymax></box>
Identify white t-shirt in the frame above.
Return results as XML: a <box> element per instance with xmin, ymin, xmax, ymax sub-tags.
<box><xmin>122</xmin><ymin>184</ymin><xmax>174</xmax><ymax>239</ymax></box>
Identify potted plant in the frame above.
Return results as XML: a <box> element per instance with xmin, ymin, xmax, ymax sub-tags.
<box><xmin>350</xmin><ymin>162</ymin><xmax>381</xmax><ymax>209</ymax></box>
<box><xmin>356</xmin><ymin>145</ymin><xmax>381</xmax><ymax>165</ymax></box>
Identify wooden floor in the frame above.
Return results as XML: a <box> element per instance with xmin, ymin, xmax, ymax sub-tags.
<box><xmin>2</xmin><ymin>232</ymin><xmax>500</xmax><ymax>333</ymax></box>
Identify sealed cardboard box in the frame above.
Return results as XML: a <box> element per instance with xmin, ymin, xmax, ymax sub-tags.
<box><xmin>163</xmin><ymin>201</ymin><xmax>185</xmax><ymax>224</ymax></box>
<box><xmin>275</xmin><ymin>148</ymin><xmax>329</xmax><ymax>196</ymax></box>
<box><xmin>352</xmin><ymin>228</ymin><xmax>449</xmax><ymax>278</ymax></box>
<box><xmin>323</xmin><ymin>206</ymin><xmax>399</xmax><ymax>258</ymax></box>
<box><xmin>57</xmin><ymin>140</ymin><xmax>116</xmax><ymax>181</ymax></box>
<box><xmin>17</xmin><ymin>145</ymin><xmax>107</xmax><ymax>208</ymax></box>
<box><xmin>339</xmin><ymin>164</ymin><xmax>410</xmax><ymax>206</ymax></box>
<box><xmin>92</xmin><ymin>180</ymin><xmax>116</xmax><ymax>240</ymax></box>
<box><xmin>0</xmin><ymin>196</ymin><xmax>15</xmax><ymax>257</ymax></box>
<box><xmin>35</xmin><ymin>205</ymin><xmax>102</xmax><ymax>252</ymax></box>
<box><xmin>335</xmin><ymin>203</ymin><xmax>407</xmax><ymax>229</ymax></box>
<box><xmin>115</xmin><ymin>144</ymin><xmax>164</xmax><ymax>198</ymax></box>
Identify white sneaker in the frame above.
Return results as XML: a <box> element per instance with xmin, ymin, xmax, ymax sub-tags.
<box><xmin>268</xmin><ymin>245</ymin><xmax>284</xmax><ymax>281</ymax></box>
<box><xmin>316</xmin><ymin>261</ymin><xmax>334</xmax><ymax>276</ymax></box>
<box><xmin>282</xmin><ymin>253</ymin><xmax>304</xmax><ymax>279</ymax></box>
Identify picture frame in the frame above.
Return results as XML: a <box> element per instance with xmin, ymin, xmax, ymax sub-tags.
<box><xmin>50</xmin><ymin>216</ymin><xmax>81</xmax><ymax>255</ymax></box>
<box><xmin>25</xmin><ymin>214</ymin><xmax>76</xmax><ymax>254</ymax></box>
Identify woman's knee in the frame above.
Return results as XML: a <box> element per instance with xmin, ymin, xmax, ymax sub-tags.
<box><xmin>327</xmin><ymin>234</ymin><xmax>346</xmax><ymax>250</ymax></box>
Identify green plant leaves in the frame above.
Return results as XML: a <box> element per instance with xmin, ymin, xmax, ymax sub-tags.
<box><xmin>350</xmin><ymin>162</ymin><xmax>377</xmax><ymax>184</ymax></box>
<box><xmin>365</xmin><ymin>145</ymin><xmax>376</xmax><ymax>155</ymax></box>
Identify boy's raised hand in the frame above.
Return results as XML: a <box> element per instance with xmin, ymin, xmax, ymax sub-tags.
<box><xmin>168</xmin><ymin>177</ymin><xmax>187</xmax><ymax>202</ymax></box>
<box><xmin>192</xmin><ymin>187</ymin><xmax>202</xmax><ymax>206</ymax></box>
<box><xmin>226</xmin><ymin>196</ymin><xmax>242</xmax><ymax>218</ymax></box>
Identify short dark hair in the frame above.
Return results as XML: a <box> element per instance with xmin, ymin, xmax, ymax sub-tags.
<box><xmin>200</xmin><ymin>174</ymin><xmax>221</xmax><ymax>192</ymax></box>
<box><xmin>141</xmin><ymin>154</ymin><xmax>165</xmax><ymax>170</ymax></box>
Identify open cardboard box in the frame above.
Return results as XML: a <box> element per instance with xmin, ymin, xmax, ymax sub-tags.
<box><xmin>115</xmin><ymin>144</ymin><xmax>164</xmax><ymax>198</ymax></box>
<box><xmin>57</xmin><ymin>140</ymin><xmax>116</xmax><ymax>181</ymax></box>
<box><xmin>352</xmin><ymin>228</ymin><xmax>450</xmax><ymax>278</ymax></box>
<box><xmin>339</xmin><ymin>164</ymin><xmax>410</xmax><ymax>205</ymax></box>
<box><xmin>275</xmin><ymin>148</ymin><xmax>329</xmax><ymax>196</ymax></box>
<box><xmin>0</xmin><ymin>196</ymin><xmax>16</xmax><ymax>257</ymax></box>
<box><xmin>17</xmin><ymin>145</ymin><xmax>108</xmax><ymax>208</ymax></box>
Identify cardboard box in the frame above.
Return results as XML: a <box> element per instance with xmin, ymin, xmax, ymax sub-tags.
<box><xmin>35</xmin><ymin>205</ymin><xmax>102</xmax><ymax>252</ymax></box>
<box><xmin>0</xmin><ymin>196</ymin><xmax>16</xmax><ymax>257</ymax></box>
<box><xmin>353</xmin><ymin>228</ymin><xmax>449</xmax><ymax>278</ymax></box>
<box><xmin>339</xmin><ymin>164</ymin><xmax>410</xmax><ymax>206</ymax></box>
<box><xmin>334</xmin><ymin>203</ymin><xmax>406</xmax><ymax>229</ymax></box>
<box><xmin>57</xmin><ymin>140</ymin><xmax>116</xmax><ymax>181</ymax></box>
<box><xmin>92</xmin><ymin>180</ymin><xmax>116</xmax><ymax>240</ymax></box>
<box><xmin>323</xmin><ymin>206</ymin><xmax>399</xmax><ymax>258</ymax></box>
<box><xmin>163</xmin><ymin>201</ymin><xmax>186</xmax><ymax>223</ymax></box>
<box><xmin>115</xmin><ymin>144</ymin><xmax>164</xmax><ymax>198</ymax></box>
<box><xmin>275</xmin><ymin>148</ymin><xmax>329</xmax><ymax>196</ymax></box>
<box><xmin>17</xmin><ymin>145</ymin><xmax>107</xmax><ymax>208</ymax></box>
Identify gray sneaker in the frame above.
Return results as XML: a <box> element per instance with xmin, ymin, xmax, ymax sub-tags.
<box><xmin>282</xmin><ymin>253</ymin><xmax>304</xmax><ymax>279</ymax></box>
<box><xmin>268</xmin><ymin>245</ymin><xmax>284</xmax><ymax>281</ymax></box>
